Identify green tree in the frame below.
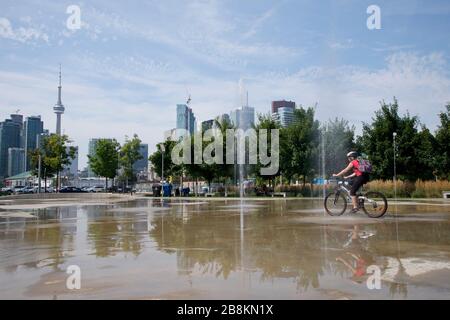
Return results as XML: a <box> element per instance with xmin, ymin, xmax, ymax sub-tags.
<box><xmin>253</xmin><ymin>113</ymin><xmax>281</xmax><ymax>186</ymax></box>
<box><xmin>149</xmin><ymin>139</ymin><xmax>183</xmax><ymax>181</ymax></box>
<box><xmin>435</xmin><ymin>103</ymin><xmax>450</xmax><ymax>180</ymax></box>
<box><xmin>88</xmin><ymin>139</ymin><xmax>120</xmax><ymax>189</ymax></box>
<box><xmin>119</xmin><ymin>134</ymin><xmax>143</xmax><ymax>186</ymax></box>
<box><xmin>30</xmin><ymin>134</ymin><xmax>76</xmax><ymax>191</ymax></box>
<box><xmin>358</xmin><ymin>98</ymin><xmax>436</xmax><ymax>181</ymax></box>
<box><xmin>186</xmin><ymin>132</ymin><xmax>217</xmax><ymax>191</ymax></box>
<box><xmin>213</xmin><ymin>117</ymin><xmax>235</xmax><ymax>193</ymax></box>
<box><xmin>322</xmin><ymin>118</ymin><xmax>355</xmax><ymax>176</ymax></box>
<box><xmin>280</xmin><ymin>107</ymin><xmax>320</xmax><ymax>185</ymax></box>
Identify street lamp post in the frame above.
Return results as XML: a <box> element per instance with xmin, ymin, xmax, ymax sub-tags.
<box><xmin>160</xmin><ymin>143</ymin><xmax>165</xmax><ymax>182</ymax></box>
<box><xmin>38</xmin><ymin>154</ymin><xmax>42</xmax><ymax>194</ymax></box>
<box><xmin>393</xmin><ymin>132</ymin><xmax>397</xmax><ymax>199</ymax></box>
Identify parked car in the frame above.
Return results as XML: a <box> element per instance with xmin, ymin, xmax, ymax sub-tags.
<box><xmin>13</xmin><ymin>186</ymin><xmax>26</xmax><ymax>194</ymax></box>
<box><xmin>1</xmin><ymin>187</ymin><xmax>13</xmax><ymax>196</ymax></box>
<box><xmin>45</xmin><ymin>187</ymin><xmax>55</xmax><ymax>193</ymax></box>
<box><xmin>1</xmin><ymin>187</ymin><xmax>13</xmax><ymax>193</ymax></box>
<box><xmin>107</xmin><ymin>186</ymin><xmax>120</xmax><ymax>193</ymax></box>
<box><xmin>35</xmin><ymin>187</ymin><xmax>55</xmax><ymax>193</ymax></box>
<box><xmin>17</xmin><ymin>186</ymin><xmax>35</xmax><ymax>194</ymax></box>
<box><xmin>59</xmin><ymin>186</ymin><xmax>87</xmax><ymax>193</ymax></box>
<box><xmin>86</xmin><ymin>185</ymin><xmax>105</xmax><ymax>193</ymax></box>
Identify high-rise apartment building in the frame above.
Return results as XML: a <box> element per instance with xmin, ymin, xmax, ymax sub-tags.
<box><xmin>230</xmin><ymin>106</ymin><xmax>255</xmax><ymax>130</ymax></box>
<box><xmin>23</xmin><ymin>116</ymin><xmax>44</xmax><ymax>171</ymax></box>
<box><xmin>176</xmin><ymin>104</ymin><xmax>196</xmax><ymax>137</ymax></box>
<box><xmin>8</xmin><ymin>148</ymin><xmax>25</xmax><ymax>177</ymax></box>
<box><xmin>271</xmin><ymin>100</ymin><xmax>296</xmax><ymax>127</ymax></box>
<box><xmin>0</xmin><ymin>117</ymin><xmax>22</xmax><ymax>179</ymax></box>
<box><xmin>133</xmin><ymin>144</ymin><xmax>149</xmax><ymax>174</ymax></box>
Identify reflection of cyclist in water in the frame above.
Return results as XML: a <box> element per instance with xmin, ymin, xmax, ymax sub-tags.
<box><xmin>335</xmin><ymin>225</ymin><xmax>375</xmax><ymax>283</ymax></box>
<box><xmin>333</xmin><ymin>151</ymin><xmax>370</xmax><ymax>213</ymax></box>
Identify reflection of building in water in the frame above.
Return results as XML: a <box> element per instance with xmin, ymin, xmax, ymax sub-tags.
<box><xmin>176</xmin><ymin>250</ymin><xmax>195</xmax><ymax>276</ymax></box>
<box><xmin>0</xmin><ymin>207</ymin><xmax>77</xmax><ymax>272</ymax></box>
<box><xmin>85</xmin><ymin>205</ymin><xmax>147</xmax><ymax>257</ymax></box>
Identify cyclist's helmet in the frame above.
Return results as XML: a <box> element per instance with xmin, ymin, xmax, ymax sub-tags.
<box><xmin>346</xmin><ymin>151</ymin><xmax>359</xmax><ymax>159</ymax></box>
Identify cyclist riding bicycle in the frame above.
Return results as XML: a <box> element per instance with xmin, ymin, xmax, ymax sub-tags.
<box><xmin>333</xmin><ymin>151</ymin><xmax>370</xmax><ymax>213</ymax></box>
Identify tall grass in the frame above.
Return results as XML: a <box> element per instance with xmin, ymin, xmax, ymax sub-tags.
<box><xmin>367</xmin><ymin>179</ymin><xmax>450</xmax><ymax>198</ymax></box>
<box><xmin>412</xmin><ymin>180</ymin><xmax>450</xmax><ymax>198</ymax></box>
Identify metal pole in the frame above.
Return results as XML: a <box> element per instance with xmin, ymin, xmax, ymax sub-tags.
<box><xmin>38</xmin><ymin>154</ymin><xmax>42</xmax><ymax>194</ymax></box>
<box><xmin>393</xmin><ymin>132</ymin><xmax>397</xmax><ymax>198</ymax></box>
<box><xmin>160</xmin><ymin>143</ymin><xmax>165</xmax><ymax>182</ymax></box>
<box><xmin>161</xmin><ymin>151</ymin><xmax>164</xmax><ymax>182</ymax></box>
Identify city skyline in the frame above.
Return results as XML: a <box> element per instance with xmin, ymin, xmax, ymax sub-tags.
<box><xmin>1</xmin><ymin>0</ymin><xmax>450</xmax><ymax>168</ymax></box>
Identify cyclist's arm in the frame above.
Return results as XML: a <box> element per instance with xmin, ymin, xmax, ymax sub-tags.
<box><xmin>336</xmin><ymin>257</ymin><xmax>356</xmax><ymax>273</ymax></box>
<box><xmin>344</xmin><ymin>173</ymin><xmax>356</xmax><ymax>179</ymax></box>
<box><xmin>334</xmin><ymin>162</ymin><xmax>354</xmax><ymax>177</ymax></box>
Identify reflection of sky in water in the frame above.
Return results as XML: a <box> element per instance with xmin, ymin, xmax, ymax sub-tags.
<box><xmin>0</xmin><ymin>199</ymin><xmax>450</xmax><ymax>299</ymax></box>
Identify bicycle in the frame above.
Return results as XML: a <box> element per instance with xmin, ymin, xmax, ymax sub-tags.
<box><xmin>324</xmin><ymin>177</ymin><xmax>388</xmax><ymax>218</ymax></box>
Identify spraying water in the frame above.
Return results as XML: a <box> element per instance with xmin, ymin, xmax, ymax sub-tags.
<box><xmin>237</xmin><ymin>78</ymin><xmax>246</xmax><ymax>271</ymax></box>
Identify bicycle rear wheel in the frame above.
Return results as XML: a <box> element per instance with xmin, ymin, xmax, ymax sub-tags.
<box><xmin>362</xmin><ymin>191</ymin><xmax>388</xmax><ymax>218</ymax></box>
<box><xmin>324</xmin><ymin>192</ymin><xmax>347</xmax><ymax>216</ymax></box>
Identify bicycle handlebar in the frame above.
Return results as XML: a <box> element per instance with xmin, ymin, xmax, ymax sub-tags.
<box><xmin>328</xmin><ymin>176</ymin><xmax>351</xmax><ymax>181</ymax></box>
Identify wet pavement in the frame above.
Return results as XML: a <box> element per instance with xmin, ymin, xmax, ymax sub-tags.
<box><xmin>1</xmin><ymin>198</ymin><xmax>450</xmax><ymax>300</ymax></box>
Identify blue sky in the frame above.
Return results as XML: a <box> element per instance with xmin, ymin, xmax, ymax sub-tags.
<box><xmin>1</xmin><ymin>0</ymin><xmax>450</xmax><ymax>168</ymax></box>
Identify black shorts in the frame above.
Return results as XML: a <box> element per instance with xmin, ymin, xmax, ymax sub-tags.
<box><xmin>350</xmin><ymin>174</ymin><xmax>370</xmax><ymax>196</ymax></box>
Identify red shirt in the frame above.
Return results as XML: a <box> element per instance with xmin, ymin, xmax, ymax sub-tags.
<box><xmin>351</xmin><ymin>160</ymin><xmax>362</xmax><ymax>176</ymax></box>
<box><xmin>354</xmin><ymin>258</ymin><xmax>367</xmax><ymax>277</ymax></box>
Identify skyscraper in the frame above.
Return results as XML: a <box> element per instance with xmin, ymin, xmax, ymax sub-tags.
<box><xmin>54</xmin><ymin>65</ymin><xmax>65</xmax><ymax>136</ymax></box>
<box><xmin>271</xmin><ymin>100</ymin><xmax>296</xmax><ymax>127</ymax></box>
<box><xmin>10</xmin><ymin>113</ymin><xmax>24</xmax><ymax>165</ymax></box>
<box><xmin>23</xmin><ymin>116</ymin><xmax>44</xmax><ymax>171</ymax></box>
<box><xmin>8</xmin><ymin>148</ymin><xmax>25</xmax><ymax>177</ymax></box>
<box><xmin>133</xmin><ymin>144</ymin><xmax>149</xmax><ymax>174</ymax></box>
<box><xmin>10</xmin><ymin>114</ymin><xmax>23</xmax><ymax>129</ymax></box>
<box><xmin>176</xmin><ymin>104</ymin><xmax>196</xmax><ymax>137</ymax></box>
<box><xmin>230</xmin><ymin>106</ymin><xmax>255</xmax><ymax>130</ymax></box>
<box><xmin>0</xmin><ymin>117</ymin><xmax>22</xmax><ymax>179</ymax></box>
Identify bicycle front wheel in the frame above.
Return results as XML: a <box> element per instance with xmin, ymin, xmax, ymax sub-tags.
<box><xmin>324</xmin><ymin>192</ymin><xmax>347</xmax><ymax>216</ymax></box>
<box><xmin>362</xmin><ymin>191</ymin><xmax>388</xmax><ymax>218</ymax></box>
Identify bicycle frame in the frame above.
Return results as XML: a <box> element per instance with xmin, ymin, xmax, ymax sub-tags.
<box><xmin>334</xmin><ymin>181</ymin><xmax>378</xmax><ymax>209</ymax></box>
<box><xmin>326</xmin><ymin>178</ymin><xmax>387</xmax><ymax>217</ymax></box>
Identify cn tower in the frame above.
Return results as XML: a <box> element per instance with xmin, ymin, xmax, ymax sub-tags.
<box><xmin>54</xmin><ymin>64</ymin><xmax>65</xmax><ymax>135</ymax></box>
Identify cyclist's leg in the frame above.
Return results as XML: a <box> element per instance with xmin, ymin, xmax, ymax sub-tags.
<box><xmin>350</xmin><ymin>176</ymin><xmax>364</xmax><ymax>209</ymax></box>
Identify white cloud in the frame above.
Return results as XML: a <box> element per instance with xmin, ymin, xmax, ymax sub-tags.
<box><xmin>329</xmin><ymin>39</ymin><xmax>353</xmax><ymax>50</ymax></box>
<box><xmin>242</xmin><ymin>6</ymin><xmax>277</xmax><ymax>40</ymax></box>
<box><xmin>69</xmin><ymin>3</ymin><xmax>299</xmax><ymax>70</ymax></box>
<box><xmin>0</xmin><ymin>17</ymin><xmax>49</xmax><ymax>43</ymax></box>
<box><xmin>244</xmin><ymin>52</ymin><xmax>450</xmax><ymax>131</ymax></box>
